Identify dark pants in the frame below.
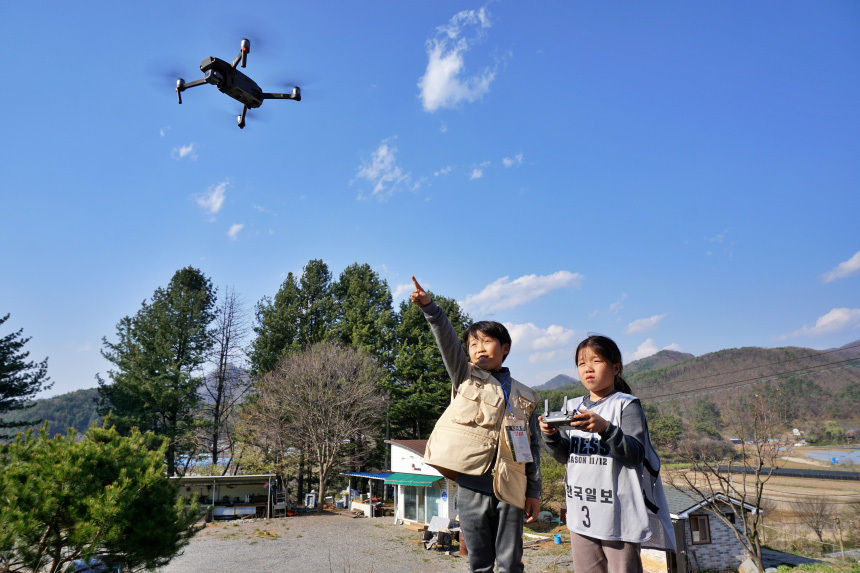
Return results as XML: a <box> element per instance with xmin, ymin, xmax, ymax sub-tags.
<box><xmin>457</xmin><ymin>487</ymin><xmax>524</xmax><ymax>573</ymax></box>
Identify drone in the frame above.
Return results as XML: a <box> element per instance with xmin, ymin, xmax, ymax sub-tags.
<box><xmin>175</xmin><ymin>38</ymin><xmax>300</xmax><ymax>129</ymax></box>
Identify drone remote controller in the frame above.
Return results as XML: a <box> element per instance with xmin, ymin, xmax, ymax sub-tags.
<box><xmin>542</xmin><ymin>397</ymin><xmax>580</xmax><ymax>428</ymax></box>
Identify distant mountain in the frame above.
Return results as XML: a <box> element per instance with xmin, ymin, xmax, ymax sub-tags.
<box><xmin>530</xmin><ymin>350</ymin><xmax>694</xmax><ymax>390</ymax></box>
<box><xmin>625</xmin><ymin>350</ymin><xmax>695</xmax><ymax>376</ymax></box>
<box><xmin>835</xmin><ymin>340</ymin><xmax>860</xmax><ymax>356</ymax></box>
<box><xmin>532</xmin><ymin>374</ymin><xmax>578</xmax><ymax>391</ymax></box>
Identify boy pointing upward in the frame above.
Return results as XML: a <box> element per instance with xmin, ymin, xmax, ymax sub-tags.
<box><xmin>411</xmin><ymin>276</ymin><xmax>541</xmax><ymax>573</ymax></box>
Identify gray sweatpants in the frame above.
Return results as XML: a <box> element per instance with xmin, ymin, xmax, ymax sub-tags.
<box><xmin>457</xmin><ymin>487</ymin><xmax>524</xmax><ymax>573</ymax></box>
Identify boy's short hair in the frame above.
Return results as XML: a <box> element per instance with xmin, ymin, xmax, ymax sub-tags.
<box><xmin>461</xmin><ymin>321</ymin><xmax>512</xmax><ymax>362</ymax></box>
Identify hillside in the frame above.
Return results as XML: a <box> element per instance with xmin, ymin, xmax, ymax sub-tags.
<box><xmin>629</xmin><ymin>343</ymin><xmax>860</xmax><ymax>421</ymax></box>
<box><xmin>0</xmin><ymin>388</ymin><xmax>102</xmax><ymax>439</ymax></box>
<box><xmin>530</xmin><ymin>342</ymin><xmax>859</xmax><ymax>423</ymax></box>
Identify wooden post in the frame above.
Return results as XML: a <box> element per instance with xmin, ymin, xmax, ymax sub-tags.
<box><xmin>836</xmin><ymin>517</ymin><xmax>845</xmax><ymax>560</ymax></box>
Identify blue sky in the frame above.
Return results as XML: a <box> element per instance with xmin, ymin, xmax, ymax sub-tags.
<box><xmin>2</xmin><ymin>1</ymin><xmax>858</xmax><ymax>397</ymax></box>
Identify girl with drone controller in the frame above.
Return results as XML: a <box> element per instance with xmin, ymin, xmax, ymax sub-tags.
<box><xmin>539</xmin><ymin>335</ymin><xmax>674</xmax><ymax>573</ymax></box>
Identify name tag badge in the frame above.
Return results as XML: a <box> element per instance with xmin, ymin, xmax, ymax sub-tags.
<box><xmin>504</xmin><ymin>417</ymin><xmax>533</xmax><ymax>463</ymax></box>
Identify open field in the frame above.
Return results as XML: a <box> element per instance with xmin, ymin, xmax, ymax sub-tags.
<box><xmin>666</xmin><ymin>449</ymin><xmax>860</xmax><ymax>558</ymax></box>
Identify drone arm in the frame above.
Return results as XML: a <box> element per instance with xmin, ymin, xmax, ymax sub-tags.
<box><xmin>232</xmin><ymin>39</ymin><xmax>250</xmax><ymax>69</ymax></box>
<box><xmin>262</xmin><ymin>87</ymin><xmax>301</xmax><ymax>102</ymax></box>
<box><xmin>175</xmin><ymin>78</ymin><xmax>208</xmax><ymax>104</ymax></box>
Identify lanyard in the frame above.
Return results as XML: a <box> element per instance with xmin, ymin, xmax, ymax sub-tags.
<box><xmin>497</xmin><ymin>371</ymin><xmax>516</xmax><ymax>418</ymax></box>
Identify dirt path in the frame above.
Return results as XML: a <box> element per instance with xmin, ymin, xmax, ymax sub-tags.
<box><xmin>159</xmin><ymin>510</ymin><xmax>572</xmax><ymax>573</ymax></box>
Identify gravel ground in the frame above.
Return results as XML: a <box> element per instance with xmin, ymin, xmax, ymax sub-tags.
<box><xmin>158</xmin><ymin>510</ymin><xmax>572</xmax><ymax>573</ymax></box>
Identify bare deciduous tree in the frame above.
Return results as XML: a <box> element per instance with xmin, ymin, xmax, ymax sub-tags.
<box><xmin>791</xmin><ymin>495</ymin><xmax>833</xmax><ymax>545</ymax></box>
<box><xmin>199</xmin><ymin>287</ymin><xmax>252</xmax><ymax>475</ymax></box>
<box><xmin>242</xmin><ymin>341</ymin><xmax>386</xmax><ymax>510</ymax></box>
<box><xmin>668</xmin><ymin>391</ymin><xmax>789</xmax><ymax>573</ymax></box>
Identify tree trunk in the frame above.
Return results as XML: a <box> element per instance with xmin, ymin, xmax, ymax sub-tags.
<box><xmin>297</xmin><ymin>451</ymin><xmax>305</xmax><ymax>504</ymax></box>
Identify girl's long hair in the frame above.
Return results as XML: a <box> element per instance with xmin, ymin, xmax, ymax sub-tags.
<box><xmin>575</xmin><ymin>335</ymin><xmax>633</xmax><ymax>395</ymax></box>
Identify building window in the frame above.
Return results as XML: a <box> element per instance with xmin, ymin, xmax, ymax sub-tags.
<box><xmin>403</xmin><ymin>486</ymin><xmax>417</xmax><ymax>521</ymax></box>
<box><xmin>402</xmin><ymin>486</ymin><xmax>426</xmax><ymax>523</ymax></box>
<box><xmin>690</xmin><ymin>515</ymin><xmax>711</xmax><ymax>544</ymax></box>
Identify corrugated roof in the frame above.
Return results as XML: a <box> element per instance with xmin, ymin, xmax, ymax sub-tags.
<box><xmin>341</xmin><ymin>471</ymin><xmax>393</xmax><ymax>480</ymax></box>
<box><xmin>170</xmin><ymin>474</ymin><xmax>275</xmax><ymax>486</ymax></box>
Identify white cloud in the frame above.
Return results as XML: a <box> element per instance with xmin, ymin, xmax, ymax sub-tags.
<box><xmin>354</xmin><ymin>137</ymin><xmax>421</xmax><ymax>200</ymax></box>
<box><xmin>227</xmin><ymin>223</ymin><xmax>244</xmax><ymax>240</ymax></box>
<box><xmin>159</xmin><ymin>126</ymin><xmax>170</xmax><ymax>137</ymax></box>
<box><xmin>469</xmin><ymin>168</ymin><xmax>484</xmax><ymax>180</ymax></box>
<box><xmin>196</xmin><ymin>180</ymin><xmax>228</xmax><ymax>215</ymax></box>
<box><xmin>434</xmin><ymin>166</ymin><xmax>452</xmax><ymax>177</ymax></box>
<box><xmin>503</xmin><ymin>153</ymin><xmax>523</xmax><ymax>168</ymax></box>
<box><xmin>625</xmin><ymin>314</ymin><xmax>668</xmax><ymax>334</ymax></box>
<box><xmin>822</xmin><ymin>251</ymin><xmax>860</xmax><ymax>283</ymax></box>
<box><xmin>629</xmin><ymin>339</ymin><xmax>682</xmax><ymax>361</ymax></box>
<box><xmin>461</xmin><ymin>271</ymin><xmax>583</xmax><ymax>313</ymax></box>
<box><xmin>710</xmin><ymin>228</ymin><xmax>730</xmax><ymax>243</ymax></box>
<box><xmin>506</xmin><ymin>322</ymin><xmax>580</xmax><ymax>365</ymax></box>
<box><xmin>784</xmin><ymin>308</ymin><xmax>860</xmax><ymax>338</ymax></box>
<box><xmin>171</xmin><ymin>142</ymin><xmax>198</xmax><ymax>160</ymax></box>
<box><xmin>597</xmin><ymin>293</ymin><xmax>628</xmax><ymax>317</ymax></box>
<box><xmin>418</xmin><ymin>6</ymin><xmax>496</xmax><ymax>112</ymax></box>
<box><xmin>528</xmin><ymin>350</ymin><xmax>563</xmax><ymax>364</ymax></box>
<box><xmin>392</xmin><ymin>281</ymin><xmax>416</xmax><ymax>301</ymax></box>
<box><xmin>440</xmin><ymin>122</ymin><xmax>448</xmax><ymax>133</ymax></box>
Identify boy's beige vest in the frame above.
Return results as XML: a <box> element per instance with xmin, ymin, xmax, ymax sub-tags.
<box><xmin>424</xmin><ymin>365</ymin><xmax>539</xmax><ymax>509</ymax></box>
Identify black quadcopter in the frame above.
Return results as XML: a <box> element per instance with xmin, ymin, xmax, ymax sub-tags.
<box><xmin>175</xmin><ymin>38</ymin><xmax>300</xmax><ymax>129</ymax></box>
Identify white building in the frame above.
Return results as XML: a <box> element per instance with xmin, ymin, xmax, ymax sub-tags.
<box><xmin>384</xmin><ymin>439</ymin><xmax>457</xmax><ymax>525</ymax></box>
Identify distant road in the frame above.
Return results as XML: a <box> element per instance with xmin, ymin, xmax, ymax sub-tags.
<box><xmin>708</xmin><ymin>465</ymin><xmax>859</xmax><ymax>481</ymax></box>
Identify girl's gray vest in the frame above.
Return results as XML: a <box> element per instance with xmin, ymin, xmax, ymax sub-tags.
<box><xmin>563</xmin><ymin>392</ymin><xmax>675</xmax><ymax>550</ymax></box>
<box><xmin>424</xmin><ymin>365</ymin><xmax>538</xmax><ymax>509</ymax></box>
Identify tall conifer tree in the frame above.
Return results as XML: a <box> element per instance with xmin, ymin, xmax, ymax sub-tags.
<box><xmin>98</xmin><ymin>267</ymin><xmax>216</xmax><ymax>476</ymax></box>
<box><xmin>0</xmin><ymin>314</ymin><xmax>51</xmax><ymax>437</ymax></box>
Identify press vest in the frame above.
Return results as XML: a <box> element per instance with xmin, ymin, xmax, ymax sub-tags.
<box><xmin>424</xmin><ymin>365</ymin><xmax>538</xmax><ymax>509</ymax></box>
<box><xmin>563</xmin><ymin>392</ymin><xmax>675</xmax><ymax>550</ymax></box>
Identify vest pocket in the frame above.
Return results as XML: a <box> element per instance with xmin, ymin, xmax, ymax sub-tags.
<box><xmin>493</xmin><ymin>458</ymin><xmax>527</xmax><ymax>510</ymax></box>
<box><xmin>451</xmin><ymin>382</ymin><xmax>502</xmax><ymax>428</ymax></box>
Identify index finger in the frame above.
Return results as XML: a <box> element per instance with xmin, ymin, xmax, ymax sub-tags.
<box><xmin>411</xmin><ymin>275</ymin><xmax>424</xmax><ymax>291</ymax></box>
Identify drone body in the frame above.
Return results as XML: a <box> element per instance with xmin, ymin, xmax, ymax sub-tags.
<box><xmin>176</xmin><ymin>39</ymin><xmax>300</xmax><ymax>128</ymax></box>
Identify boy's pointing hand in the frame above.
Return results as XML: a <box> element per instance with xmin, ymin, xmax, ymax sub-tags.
<box><xmin>410</xmin><ymin>276</ymin><xmax>432</xmax><ymax>307</ymax></box>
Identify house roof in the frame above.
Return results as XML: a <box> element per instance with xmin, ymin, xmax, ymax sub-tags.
<box><xmin>385</xmin><ymin>439</ymin><xmax>428</xmax><ymax>457</ymax></box>
<box><xmin>665</xmin><ymin>487</ymin><xmax>762</xmax><ymax>519</ymax></box>
<box><xmin>170</xmin><ymin>474</ymin><xmax>275</xmax><ymax>486</ymax></box>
